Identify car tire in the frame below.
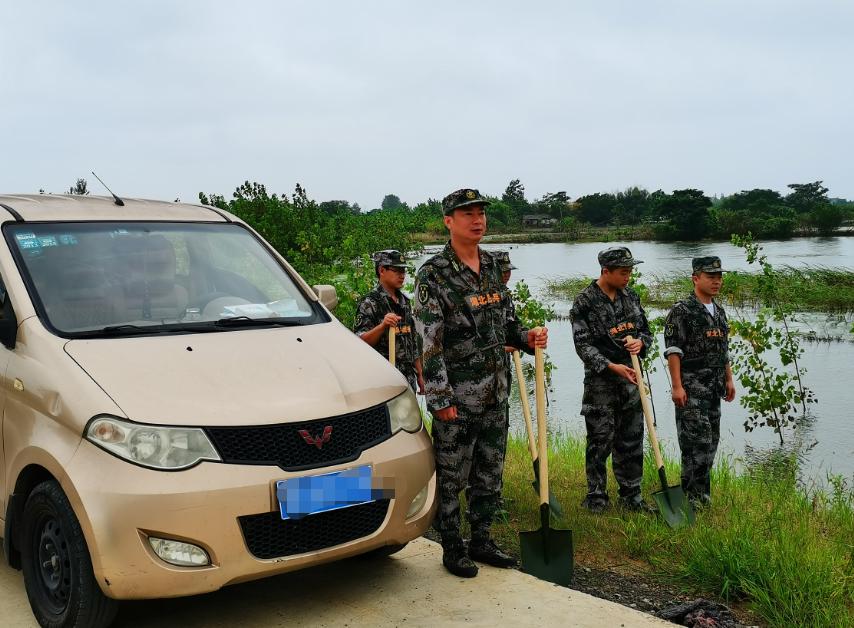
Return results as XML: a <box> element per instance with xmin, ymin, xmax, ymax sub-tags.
<box><xmin>359</xmin><ymin>542</ymin><xmax>408</xmax><ymax>559</ymax></box>
<box><xmin>21</xmin><ymin>480</ymin><xmax>118</xmax><ymax>628</ymax></box>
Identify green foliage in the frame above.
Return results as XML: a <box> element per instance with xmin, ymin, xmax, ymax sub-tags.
<box><xmin>510</xmin><ymin>279</ymin><xmax>557</xmax><ymax>384</ymax></box>
<box><xmin>728</xmin><ymin>233</ymin><xmax>816</xmax><ymax>443</ymax></box>
<box><xmin>712</xmin><ymin>189</ymin><xmax>796</xmax><ymax>239</ymax></box>
<box><xmin>496</xmin><ymin>432</ymin><xmax>854</xmax><ymax>628</ymax></box>
<box><xmin>547</xmin><ymin>267</ymin><xmax>854</xmax><ymax>313</ymax></box>
<box><xmin>656</xmin><ymin>188</ymin><xmax>713</xmax><ymax>240</ymax></box>
<box><xmin>68</xmin><ymin>178</ymin><xmax>89</xmax><ymax>195</ymax></box>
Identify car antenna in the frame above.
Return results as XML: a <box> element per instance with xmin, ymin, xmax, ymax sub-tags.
<box><xmin>90</xmin><ymin>171</ymin><xmax>125</xmax><ymax>206</ymax></box>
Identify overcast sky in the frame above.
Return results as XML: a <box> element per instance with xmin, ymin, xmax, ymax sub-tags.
<box><xmin>2</xmin><ymin>1</ymin><xmax>852</xmax><ymax>209</ymax></box>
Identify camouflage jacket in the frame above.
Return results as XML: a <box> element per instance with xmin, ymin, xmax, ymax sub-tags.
<box><xmin>414</xmin><ymin>242</ymin><xmax>531</xmax><ymax>412</ymax></box>
<box><xmin>353</xmin><ymin>283</ymin><xmax>418</xmax><ymax>384</ymax></box>
<box><xmin>570</xmin><ymin>281</ymin><xmax>652</xmax><ymax>379</ymax></box>
<box><xmin>664</xmin><ymin>293</ymin><xmax>730</xmax><ymax>396</ymax></box>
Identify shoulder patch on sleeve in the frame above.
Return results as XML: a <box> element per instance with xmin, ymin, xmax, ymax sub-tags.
<box><xmin>418</xmin><ymin>283</ymin><xmax>430</xmax><ymax>306</ymax></box>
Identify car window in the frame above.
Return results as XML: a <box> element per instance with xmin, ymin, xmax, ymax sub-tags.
<box><xmin>5</xmin><ymin>222</ymin><xmax>324</xmax><ymax>336</ymax></box>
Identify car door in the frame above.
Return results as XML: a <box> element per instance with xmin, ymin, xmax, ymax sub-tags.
<box><xmin>0</xmin><ymin>274</ymin><xmax>13</xmax><ymax>518</ymax></box>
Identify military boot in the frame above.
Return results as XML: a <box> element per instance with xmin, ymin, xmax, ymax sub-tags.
<box><xmin>469</xmin><ymin>534</ymin><xmax>518</xmax><ymax>568</ymax></box>
<box><xmin>441</xmin><ymin>538</ymin><xmax>478</xmax><ymax>578</ymax></box>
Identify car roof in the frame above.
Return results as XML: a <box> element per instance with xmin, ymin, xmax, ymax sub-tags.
<box><xmin>0</xmin><ymin>194</ymin><xmax>236</xmax><ymax>223</ymax></box>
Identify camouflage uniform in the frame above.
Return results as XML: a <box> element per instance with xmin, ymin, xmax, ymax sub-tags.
<box><xmin>414</xmin><ymin>200</ymin><xmax>532</xmax><ymax>544</ymax></box>
<box><xmin>664</xmin><ymin>256</ymin><xmax>730</xmax><ymax>503</ymax></box>
<box><xmin>353</xmin><ymin>251</ymin><xmax>419</xmax><ymax>391</ymax></box>
<box><xmin>570</xmin><ymin>247</ymin><xmax>652</xmax><ymax>508</ymax></box>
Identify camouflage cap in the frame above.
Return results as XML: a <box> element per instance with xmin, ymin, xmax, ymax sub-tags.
<box><xmin>494</xmin><ymin>250</ymin><xmax>517</xmax><ymax>272</ymax></box>
<box><xmin>373</xmin><ymin>249</ymin><xmax>407</xmax><ymax>269</ymax></box>
<box><xmin>692</xmin><ymin>255</ymin><xmax>724</xmax><ymax>274</ymax></box>
<box><xmin>597</xmin><ymin>246</ymin><xmax>643</xmax><ymax>268</ymax></box>
<box><xmin>442</xmin><ymin>188</ymin><xmax>491</xmax><ymax>215</ymax></box>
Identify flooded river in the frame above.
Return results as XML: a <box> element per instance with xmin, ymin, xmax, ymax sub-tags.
<box><xmin>415</xmin><ymin>237</ymin><xmax>854</xmax><ymax>484</ymax></box>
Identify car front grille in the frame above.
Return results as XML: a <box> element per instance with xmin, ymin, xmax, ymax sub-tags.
<box><xmin>205</xmin><ymin>403</ymin><xmax>391</xmax><ymax>472</ymax></box>
<box><xmin>238</xmin><ymin>499</ymin><xmax>391</xmax><ymax>560</ymax></box>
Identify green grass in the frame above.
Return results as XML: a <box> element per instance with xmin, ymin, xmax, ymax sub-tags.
<box><xmin>545</xmin><ymin>266</ymin><xmax>854</xmax><ymax>312</ymax></box>
<box><xmin>487</xmin><ymin>432</ymin><xmax>854</xmax><ymax>628</ymax></box>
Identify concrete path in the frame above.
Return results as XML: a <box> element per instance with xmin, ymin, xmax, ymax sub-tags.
<box><xmin>2</xmin><ymin>540</ymin><xmax>670</xmax><ymax>627</ymax></box>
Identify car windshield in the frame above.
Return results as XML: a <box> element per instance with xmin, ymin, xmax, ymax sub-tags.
<box><xmin>6</xmin><ymin>222</ymin><xmax>324</xmax><ymax>336</ymax></box>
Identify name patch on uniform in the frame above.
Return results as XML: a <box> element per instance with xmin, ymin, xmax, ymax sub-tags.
<box><xmin>396</xmin><ymin>325</ymin><xmax>411</xmax><ymax>335</ymax></box>
<box><xmin>468</xmin><ymin>292</ymin><xmax>501</xmax><ymax>309</ymax></box>
<box><xmin>609</xmin><ymin>322</ymin><xmax>636</xmax><ymax>337</ymax></box>
<box><xmin>706</xmin><ymin>328</ymin><xmax>724</xmax><ymax>338</ymax></box>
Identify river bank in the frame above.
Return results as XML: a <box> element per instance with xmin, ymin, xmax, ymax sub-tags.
<box><xmin>485</xmin><ymin>433</ymin><xmax>854</xmax><ymax>628</ymax></box>
<box><xmin>545</xmin><ymin>266</ymin><xmax>854</xmax><ymax>314</ymax></box>
<box><xmin>413</xmin><ymin>227</ymin><xmax>854</xmax><ymax>247</ymax></box>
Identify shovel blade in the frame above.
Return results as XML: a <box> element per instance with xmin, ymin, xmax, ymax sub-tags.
<box><xmin>519</xmin><ymin>527</ymin><xmax>573</xmax><ymax>586</ymax></box>
<box><xmin>652</xmin><ymin>486</ymin><xmax>696</xmax><ymax>529</ymax></box>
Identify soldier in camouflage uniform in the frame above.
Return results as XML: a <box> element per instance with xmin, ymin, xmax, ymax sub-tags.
<box><xmin>664</xmin><ymin>256</ymin><xmax>736</xmax><ymax>507</ymax></box>
<box><xmin>354</xmin><ymin>250</ymin><xmax>424</xmax><ymax>393</ymax></box>
<box><xmin>570</xmin><ymin>246</ymin><xmax>654</xmax><ymax>514</ymax></box>
<box><xmin>414</xmin><ymin>189</ymin><xmax>548</xmax><ymax>578</ymax></box>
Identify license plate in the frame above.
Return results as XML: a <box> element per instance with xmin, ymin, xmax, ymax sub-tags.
<box><xmin>276</xmin><ymin>465</ymin><xmax>375</xmax><ymax>520</ymax></box>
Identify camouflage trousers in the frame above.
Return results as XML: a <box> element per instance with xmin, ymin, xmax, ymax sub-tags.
<box><xmin>581</xmin><ymin>374</ymin><xmax>644</xmax><ymax>504</ymax></box>
<box><xmin>432</xmin><ymin>402</ymin><xmax>508</xmax><ymax>543</ymax></box>
<box><xmin>675</xmin><ymin>374</ymin><xmax>722</xmax><ymax>502</ymax></box>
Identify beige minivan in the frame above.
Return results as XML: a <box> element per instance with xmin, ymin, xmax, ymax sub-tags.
<box><xmin>0</xmin><ymin>194</ymin><xmax>436</xmax><ymax>627</ymax></box>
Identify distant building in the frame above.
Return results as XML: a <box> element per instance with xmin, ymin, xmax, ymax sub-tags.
<box><xmin>522</xmin><ymin>214</ymin><xmax>558</xmax><ymax>228</ymax></box>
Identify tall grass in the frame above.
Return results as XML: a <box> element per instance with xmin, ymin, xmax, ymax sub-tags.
<box><xmin>546</xmin><ymin>267</ymin><xmax>854</xmax><ymax>313</ymax></box>
<box><xmin>489</xmin><ymin>432</ymin><xmax>854</xmax><ymax>628</ymax></box>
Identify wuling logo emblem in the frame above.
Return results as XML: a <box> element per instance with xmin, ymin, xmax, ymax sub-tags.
<box><xmin>298</xmin><ymin>426</ymin><xmax>333</xmax><ymax>449</ymax></box>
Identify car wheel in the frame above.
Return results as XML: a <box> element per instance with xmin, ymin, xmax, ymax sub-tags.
<box><xmin>21</xmin><ymin>480</ymin><xmax>118</xmax><ymax>628</ymax></box>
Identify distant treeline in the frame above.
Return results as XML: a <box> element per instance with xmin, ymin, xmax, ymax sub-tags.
<box><xmin>192</xmin><ymin>179</ymin><xmax>851</xmax><ymax>326</ymax></box>
<box><xmin>361</xmin><ymin>179</ymin><xmax>851</xmax><ymax>241</ymax></box>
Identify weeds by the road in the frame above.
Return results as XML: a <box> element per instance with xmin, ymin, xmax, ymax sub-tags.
<box><xmin>546</xmin><ymin>267</ymin><xmax>854</xmax><ymax>313</ymax></box>
<box><xmin>487</xmin><ymin>433</ymin><xmax>854</xmax><ymax>628</ymax></box>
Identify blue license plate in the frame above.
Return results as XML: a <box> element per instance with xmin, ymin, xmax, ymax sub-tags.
<box><xmin>276</xmin><ymin>465</ymin><xmax>376</xmax><ymax>520</ymax></box>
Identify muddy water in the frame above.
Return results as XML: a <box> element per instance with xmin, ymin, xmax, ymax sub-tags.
<box><xmin>415</xmin><ymin>237</ymin><xmax>854</xmax><ymax>483</ymax></box>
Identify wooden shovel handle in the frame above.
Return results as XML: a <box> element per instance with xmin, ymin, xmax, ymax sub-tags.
<box><xmin>626</xmin><ymin>336</ymin><xmax>664</xmax><ymax>470</ymax></box>
<box><xmin>513</xmin><ymin>351</ymin><xmax>538</xmax><ymax>460</ymax></box>
<box><xmin>534</xmin><ymin>345</ymin><xmax>549</xmax><ymax>505</ymax></box>
<box><xmin>388</xmin><ymin>326</ymin><xmax>396</xmax><ymax>367</ymax></box>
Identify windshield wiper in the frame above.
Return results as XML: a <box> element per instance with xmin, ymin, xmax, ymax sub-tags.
<box><xmin>213</xmin><ymin>316</ymin><xmax>305</xmax><ymax>328</ymax></box>
<box><xmin>73</xmin><ymin>324</ymin><xmax>167</xmax><ymax>337</ymax></box>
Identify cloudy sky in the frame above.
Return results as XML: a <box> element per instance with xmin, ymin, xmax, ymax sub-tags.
<box><xmin>2</xmin><ymin>1</ymin><xmax>852</xmax><ymax>209</ymax></box>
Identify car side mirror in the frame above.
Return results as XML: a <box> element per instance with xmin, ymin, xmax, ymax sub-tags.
<box><xmin>0</xmin><ymin>295</ymin><xmax>17</xmax><ymax>350</ymax></box>
<box><xmin>312</xmin><ymin>284</ymin><xmax>338</xmax><ymax>311</ymax></box>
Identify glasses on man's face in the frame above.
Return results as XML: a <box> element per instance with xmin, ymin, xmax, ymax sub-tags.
<box><xmin>384</xmin><ymin>266</ymin><xmax>406</xmax><ymax>275</ymax></box>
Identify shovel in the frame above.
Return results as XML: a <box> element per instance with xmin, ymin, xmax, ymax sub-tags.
<box><xmin>512</xmin><ymin>350</ymin><xmax>563</xmax><ymax>517</ymax></box>
<box><xmin>388</xmin><ymin>326</ymin><xmax>396</xmax><ymax>367</ymax></box>
<box><xmin>520</xmin><ymin>346</ymin><xmax>573</xmax><ymax>586</ymax></box>
<box><xmin>626</xmin><ymin>336</ymin><xmax>695</xmax><ymax>529</ymax></box>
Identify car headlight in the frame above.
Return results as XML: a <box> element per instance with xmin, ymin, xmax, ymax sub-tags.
<box><xmin>85</xmin><ymin>415</ymin><xmax>221</xmax><ymax>470</ymax></box>
<box><xmin>387</xmin><ymin>389</ymin><xmax>422</xmax><ymax>434</ymax></box>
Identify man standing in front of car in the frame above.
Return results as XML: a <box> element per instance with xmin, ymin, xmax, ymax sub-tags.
<box><xmin>570</xmin><ymin>246</ymin><xmax>654</xmax><ymax>514</ymax></box>
<box><xmin>414</xmin><ymin>188</ymin><xmax>548</xmax><ymax>578</ymax></box>
<box><xmin>354</xmin><ymin>249</ymin><xmax>425</xmax><ymax>394</ymax></box>
<box><xmin>663</xmin><ymin>256</ymin><xmax>736</xmax><ymax>508</ymax></box>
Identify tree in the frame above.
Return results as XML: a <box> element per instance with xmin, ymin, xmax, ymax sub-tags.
<box><xmin>574</xmin><ymin>193</ymin><xmax>616</xmax><ymax>226</ymax></box>
<box><xmin>534</xmin><ymin>191</ymin><xmax>570</xmax><ymax>220</ymax></box>
<box><xmin>785</xmin><ymin>181</ymin><xmax>829</xmax><ymax>214</ymax></box>
<box><xmin>657</xmin><ymin>189</ymin><xmax>712</xmax><ymax>240</ymax></box>
<box><xmin>713</xmin><ymin>189</ymin><xmax>795</xmax><ymax>239</ymax></box>
<box><xmin>381</xmin><ymin>194</ymin><xmax>406</xmax><ymax>211</ymax></box>
<box><xmin>613</xmin><ymin>187</ymin><xmax>650</xmax><ymax>225</ymax></box>
<box><xmin>502</xmin><ymin>179</ymin><xmax>528</xmax><ymax>224</ymax></box>
<box><xmin>68</xmin><ymin>178</ymin><xmax>89</xmax><ymax>195</ymax></box>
